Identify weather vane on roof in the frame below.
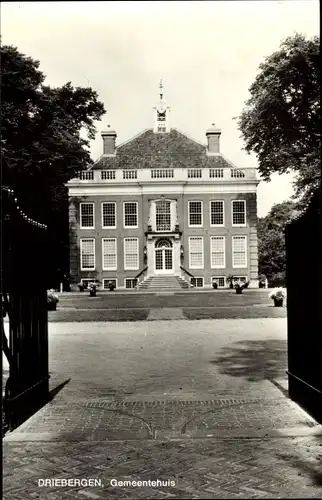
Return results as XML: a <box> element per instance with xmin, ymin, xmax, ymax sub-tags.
<box><xmin>159</xmin><ymin>78</ymin><xmax>163</xmax><ymax>101</ymax></box>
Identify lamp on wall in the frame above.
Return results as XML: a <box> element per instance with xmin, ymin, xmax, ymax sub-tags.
<box><xmin>143</xmin><ymin>245</ymin><xmax>147</xmax><ymax>263</ymax></box>
<box><xmin>180</xmin><ymin>245</ymin><xmax>184</xmax><ymax>257</ymax></box>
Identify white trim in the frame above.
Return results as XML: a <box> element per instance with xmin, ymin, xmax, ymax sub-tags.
<box><xmin>102</xmin><ymin>238</ymin><xmax>117</xmax><ymax>271</ymax></box>
<box><xmin>231</xmin><ymin>200</ymin><xmax>247</xmax><ymax>227</ymax></box>
<box><xmin>190</xmin><ymin>276</ymin><xmax>204</xmax><ymax>288</ymax></box>
<box><xmin>123</xmin><ymin>201</ymin><xmax>139</xmax><ymax>229</ymax></box>
<box><xmin>101</xmin><ymin>201</ymin><xmax>117</xmax><ymax>229</ymax></box>
<box><xmin>211</xmin><ymin>276</ymin><xmax>226</xmax><ymax>288</ymax></box>
<box><xmin>209</xmin><ymin>200</ymin><xmax>225</xmax><ymax>227</ymax></box>
<box><xmin>69</xmin><ymin>183</ymin><xmax>258</xmax><ymax>197</ymax></box>
<box><xmin>188</xmin><ymin>236</ymin><xmax>204</xmax><ymax>269</ymax></box>
<box><xmin>124</xmin><ymin>277</ymin><xmax>138</xmax><ymax>289</ymax></box>
<box><xmin>124</xmin><ymin>237</ymin><xmax>139</xmax><ymax>270</ymax></box>
<box><xmin>210</xmin><ymin>236</ymin><xmax>226</xmax><ymax>269</ymax></box>
<box><xmin>232</xmin><ymin>235</ymin><xmax>248</xmax><ymax>269</ymax></box>
<box><xmin>188</xmin><ymin>200</ymin><xmax>203</xmax><ymax>228</ymax></box>
<box><xmin>80</xmin><ymin>202</ymin><xmax>95</xmax><ymax>229</ymax></box>
<box><xmin>80</xmin><ymin>238</ymin><xmax>95</xmax><ymax>271</ymax></box>
<box><xmin>102</xmin><ymin>278</ymin><xmax>118</xmax><ymax>289</ymax></box>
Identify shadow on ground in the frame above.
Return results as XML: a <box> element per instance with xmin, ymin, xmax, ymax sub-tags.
<box><xmin>210</xmin><ymin>339</ymin><xmax>287</xmax><ymax>382</ymax></box>
<box><xmin>276</xmin><ymin>434</ymin><xmax>322</xmax><ymax>487</ymax></box>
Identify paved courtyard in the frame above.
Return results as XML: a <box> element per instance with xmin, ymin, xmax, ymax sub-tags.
<box><xmin>3</xmin><ymin>318</ymin><xmax>322</xmax><ymax>499</ymax></box>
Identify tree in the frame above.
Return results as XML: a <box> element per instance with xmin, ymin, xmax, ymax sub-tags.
<box><xmin>237</xmin><ymin>33</ymin><xmax>320</xmax><ymax>209</ymax></box>
<box><xmin>1</xmin><ymin>45</ymin><xmax>106</xmax><ymax>286</ymax></box>
<box><xmin>257</xmin><ymin>200</ymin><xmax>299</xmax><ymax>284</ymax></box>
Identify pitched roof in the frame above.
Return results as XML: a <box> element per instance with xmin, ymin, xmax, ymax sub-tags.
<box><xmin>91</xmin><ymin>128</ymin><xmax>236</xmax><ymax>170</ymax></box>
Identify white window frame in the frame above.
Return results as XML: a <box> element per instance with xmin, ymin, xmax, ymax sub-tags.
<box><xmin>188</xmin><ymin>201</ymin><xmax>203</xmax><ymax>228</ymax></box>
<box><xmin>103</xmin><ymin>278</ymin><xmax>118</xmax><ymax>289</ymax></box>
<box><xmin>80</xmin><ymin>203</ymin><xmax>95</xmax><ymax>229</ymax></box>
<box><xmin>210</xmin><ymin>236</ymin><xmax>226</xmax><ymax>269</ymax></box>
<box><xmin>210</xmin><ymin>200</ymin><xmax>225</xmax><ymax>227</ymax></box>
<box><xmin>232</xmin><ymin>235</ymin><xmax>248</xmax><ymax>269</ymax></box>
<box><xmin>211</xmin><ymin>276</ymin><xmax>226</xmax><ymax>288</ymax></box>
<box><xmin>124</xmin><ymin>237</ymin><xmax>139</xmax><ymax>270</ymax></box>
<box><xmin>102</xmin><ymin>238</ymin><xmax>117</xmax><ymax>271</ymax></box>
<box><xmin>233</xmin><ymin>276</ymin><xmax>248</xmax><ymax>283</ymax></box>
<box><xmin>190</xmin><ymin>277</ymin><xmax>204</xmax><ymax>288</ymax></box>
<box><xmin>124</xmin><ymin>278</ymin><xmax>138</xmax><ymax>289</ymax></box>
<box><xmin>80</xmin><ymin>238</ymin><xmax>95</xmax><ymax>270</ymax></box>
<box><xmin>188</xmin><ymin>236</ymin><xmax>204</xmax><ymax>269</ymax></box>
<box><xmin>101</xmin><ymin>202</ymin><xmax>116</xmax><ymax>229</ymax></box>
<box><xmin>231</xmin><ymin>200</ymin><xmax>246</xmax><ymax>227</ymax></box>
<box><xmin>123</xmin><ymin>202</ymin><xmax>138</xmax><ymax>228</ymax></box>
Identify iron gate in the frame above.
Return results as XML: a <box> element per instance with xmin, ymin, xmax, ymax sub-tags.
<box><xmin>1</xmin><ymin>187</ymin><xmax>49</xmax><ymax>431</ymax></box>
<box><xmin>285</xmin><ymin>190</ymin><xmax>322</xmax><ymax>424</ymax></box>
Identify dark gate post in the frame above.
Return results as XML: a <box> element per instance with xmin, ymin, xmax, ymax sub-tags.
<box><xmin>2</xmin><ymin>187</ymin><xmax>50</xmax><ymax>431</ymax></box>
<box><xmin>285</xmin><ymin>190</ymin><xmax>322</xmax><ymax>424</ymax></box>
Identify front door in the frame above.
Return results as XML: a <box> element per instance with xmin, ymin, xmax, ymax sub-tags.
<box><xmin>154</xmin><ymin>238</ymin><xmax>173</xmax><ymax>274</ymax></box>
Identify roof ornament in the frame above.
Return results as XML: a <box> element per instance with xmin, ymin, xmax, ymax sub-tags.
<box><xmin>159</xmin><ymin>78</ymin><xmax>163</xmax><ymax>101</ymax></box>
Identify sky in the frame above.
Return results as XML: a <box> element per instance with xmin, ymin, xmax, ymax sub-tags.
<box><xmin>2</xmin><ymin>0</ymin><xmax>319</xmax><ymax>217</ymax></box>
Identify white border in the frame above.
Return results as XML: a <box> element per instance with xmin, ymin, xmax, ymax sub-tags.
<box><xmin>80</xmin><ymin>202</ymin><xmax>95</xmax><ymax>229</ymax></box>
<box><xmin>102</xmin><ymin>238</ymin><xmax>117</xmax><ymax>271</ymax></box>
<box><xmin>124</xmin><ymin>277</ymin><xmax>138</xmax><ymax>289</ymax></box>
<box><xmin>210</xmin><ymin>200</ymin><xmax>225</xmax><ymax>227</ymax></box>
<box><xmin>211</xmin><ymin>276</ymin><xmax>226</xmax><ymax>288</ymax></box>
<box><xmin>80</xmin><ymin>238</ymin><xmax>95</xmax><ymax>270</ymax></box>
<box><xmin>124</xmin><ymin>237</ymin><xmax>139</xmax><ymax>270</ymax></box>
<box><xmin>232</xmin><ymin>235</ymin><xmax>247</xmax><ymax>268</ymax></box>
<box><xmin>188</xmin><ymin>200</ymin><xmax>203</xmax><ymax>228</ymax></box>
<box><xmin>231</xmin><ymin>200</ymin><xmax>246</xmax><ymax>227</ymax></box>
<box><xmin>188</xmin><ymin>236</ymin><xmax>204</xmax><ymax>269</ymax></box>
<box><xmin>123</xmin><ymin>201</ymin><xmax>139</xmax><ymax>229</ymax></box>
<box><xmin>101</xmin><ymin>202</ymin><xmax>117</xmax><ymax>229</ymax></box>
<box><xmin>210</xmin><ymin>236</ymin><xmax>226</xmax><ymax>269</ymax></box>
<box><xmin>102</xmin><ymin>278</ymin><xmax>118</xmax><ymax>289</ymax></box>
<box><xmin>190</xmin><ymin>276</ymin><xmax>204</xmax><ymax>288</ymax></box>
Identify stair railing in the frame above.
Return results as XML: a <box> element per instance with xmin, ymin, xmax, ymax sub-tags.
<box><xmin>134</xmin><ymin>267</ymin><xmax>148</xmax><ymax>290</ymax></box>
<box><xmin>180</xmin><ymin>266</ymin><xmax>195</xmax><ymax>291</ymax></box>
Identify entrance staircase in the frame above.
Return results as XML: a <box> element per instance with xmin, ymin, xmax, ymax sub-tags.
<box><xmin>138</xmin><ymin>275</ymin><xmax>190</xmax><ymax>291</ymax></box>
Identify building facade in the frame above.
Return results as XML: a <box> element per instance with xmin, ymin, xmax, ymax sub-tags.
<box><xmin>67</xmin><ymin>85</ymin><xmax>259</xmax><ymax>290</ymax></box>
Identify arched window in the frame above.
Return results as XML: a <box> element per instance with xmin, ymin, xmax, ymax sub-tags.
<box><xmin>155</xmin><ymin>200</ymin><xmax>171</xmax><ymax>231</ymax></box>
<box><xmin>155</xmin><ymin>238</ymin><xmax>172</xmax><ymax>248</ymax></box>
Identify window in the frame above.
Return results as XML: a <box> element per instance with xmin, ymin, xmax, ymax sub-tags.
<box><xmin>156</xmin><ymin>200</ymin><xmax>171</xmax><ymax>231</ymax></box>
<box><xmin>210</xmin><ymin>236</ymin><xmax>225</xmax><ymax>268</ymax></box>
<box><xmin>189</xmin><ymin>237</ymin><xmax>204</xmax><ymax>269</ymax></box>
<box><xmin>233</xmin><ymin>276</ymin><xmax>247</xmax><ymax>283</ymax></box>
<box><xmin>211</xmin><ymin>276</ymin><xmax>225</xmax><ymax>288</ymax></box>
<box><xmin>124</xmin><ymin>238</ymin><xmax>139</xmax><ymax>270</ymax></box>
<box><xmin>101</xmin><ymin>170</ymin><xmax>116</xmax><ymax>180</ymax></box>
<box><xmin>232</xmin><ymin>236</ymin><xmax>247</xmax><ymax>268</ymax></box>
<box><xmin>188</xmin><ymin>201</ymin><xmax>203</xmax><ymax>227</ymax></box>
<box><xmin>103</xmin><ymin>278</ymin><xmax>117</xmax><ymax>289</ymax></box>
<box><xmin>102</xmin><ymin>238</ymin><xmax>117</xmax><ymax>270</ymax></box>
<box><xmin>80</xmin><ymin>203</ymin><xmax>94</xmax><ymax>229</ymax></box>
<box><xmin>232</xmin><ymin>200</ymin><xmax>246</xmax><ymax>226</ymax></box>
<box><xmin>81</xmin><ymin>278</ymin><xmax>98</xmax><ymax>289</ymax></box>
<box><xmin>125</xmin><ymin>278</ymin><xmax>138</xmax><ymax>289</ymax></box>
<box><xmin>102</xmin><ymin>202</ymin><xmax>116</xmax><ymax>228</ymax></box>
<box><xmin>210</xmin><ymin>201</ymin><xmax>224</xmax><ymax>226</ymax></box>
<box><xmin>80</xmin><ymin>239</ymin><xmax>95</xmax><ymax>270</ymax></box>
<box><xmin>124</xmin><ymin>202</ymin><xmax>138</xmax><ymax>228</ymax></box>
<box><xmin>190</xmin><ymin>277</ymin><xmax>204</xmax><ymax>288</ymax></box>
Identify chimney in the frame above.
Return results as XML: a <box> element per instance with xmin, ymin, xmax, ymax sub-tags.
<box><xmin>206</xmin><ymin>124</ymin><xmax>221</xmax><ymax>154</ymax></box>
<box><xmin>101</xmin><ymin>127</ymin><xmax>117</xmax><ymax>155</ymax></box>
